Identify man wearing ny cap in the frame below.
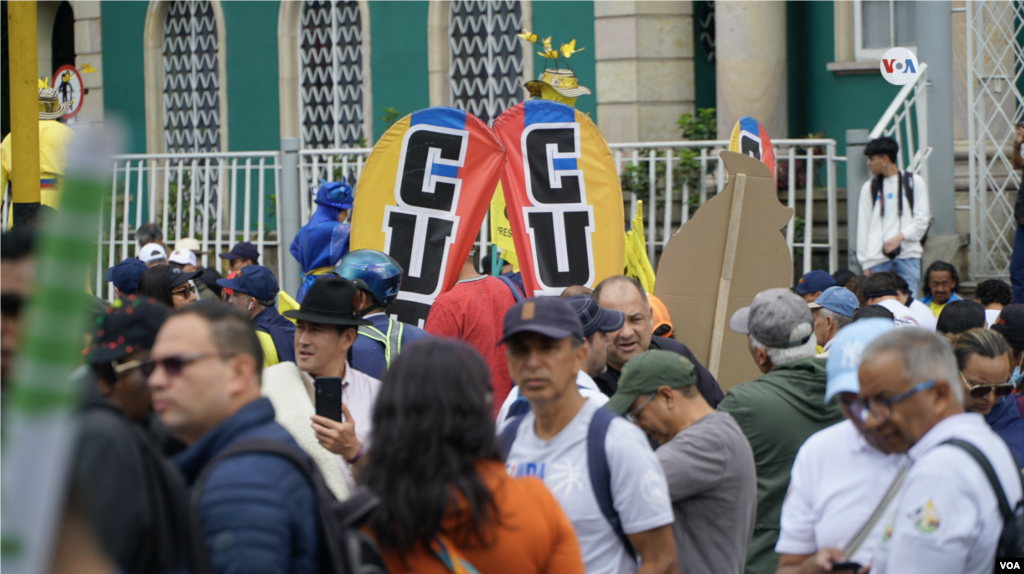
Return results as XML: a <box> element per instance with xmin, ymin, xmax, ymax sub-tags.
<box><xmin>717</xmin><ymin>288</ymin><xmax>843</xmax><ymax>574</ymax></box>
<box><xmin>218</xmin><ymin>241</ymin><xmax>259</xmax><ymax>274</ymax></box>
<box><xmin>809</xmin><ymin>286</ymin><xmax>859</xmax><ymax>358</ymax></box>
<box><xmin>218</xmin><ymin>265</ymin><xmax>295</xmax><ymax>368</ymax></box>
<box><xmin>425</xmin><ymin>251</ymin><xmax>518</xmax><ymax>413</ymax></box>
<box><xmin>796</xmin><ymin>270</ymin><xmax>838</xmax><ymax>304</ymax></box>
<box><xmin>775</xmin><ymin>319</ymin><xmax>905</xmax><ymax>574</ymax></box>
<box><xmin>606</xmin><ymin>351</ymin><xmax>756</xmax><ymax>574</ymax></box>
<box><xmin>500</xmin><ymin>297</ymin><xmax>677</xmax><ymax>574</ymax></box>
<box><xmin>495</xmin><ymin>294</ymin><xmax>624</xmax><ymax>427</ymax></box>
<box><xmin>105</xmin><ymin>257</ymin><xmax>148</xmax><ymax>299</ymax></box>
<box><xmin>592</xmin><ymin>276</ymin><xmax>724</xmax><ymax>407</ymax></box>
<box><xmin>261</xmin><ymin>277</ymin><xmax>379</xmax><ymax>498</ymax></box>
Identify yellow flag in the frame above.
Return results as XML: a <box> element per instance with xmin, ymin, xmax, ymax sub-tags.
<box><xmin>489</xmin><ymin>182</ymin><xmax>518</xmax><ymax>270</ymax></box>
<box><xmin>278</xmin><ymin>290</ymin><xmax>300</xmax><ymax>325</ymax></box>
<box><xmin>624</xmin><ymin>200</ymin><xmax>656</xmax><ymax>293</ymax></box>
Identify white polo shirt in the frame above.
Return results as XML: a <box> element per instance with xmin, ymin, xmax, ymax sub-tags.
<box><xmin>872</xmin><ymin>413</ymin><xmax>1022</xmax><ymax>574</ymax></box>
<box><xmin>876</xmin><ymin>299</ymin><xmax>937</xmax><ymax>331</ymax></box>
<box><xmin>776</xmin><ymin>420</ymin><xmax>907</xmax><ymax>565</ymax></box>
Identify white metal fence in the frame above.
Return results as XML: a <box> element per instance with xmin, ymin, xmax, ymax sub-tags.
<box><xmin>83</xmin><ymin>138</ymin><xmax>843</xmax><ymax>299</ymax></box>
<box><xmin>869</xmin><ymin>62</ymin><xmax>932</xmax><ymax>180</ymax></box>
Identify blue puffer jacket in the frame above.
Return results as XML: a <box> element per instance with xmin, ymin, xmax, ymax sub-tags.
<box><xmin>176</xmin><ymin>398</ymin><xmax>320</xmax><ymax>574</ymax></box>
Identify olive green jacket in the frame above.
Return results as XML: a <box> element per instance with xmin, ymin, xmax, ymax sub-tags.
<box><xmin>717</xmin><ymin>357</ymin><xmax>843</xmax><ymax>574</ymax></box>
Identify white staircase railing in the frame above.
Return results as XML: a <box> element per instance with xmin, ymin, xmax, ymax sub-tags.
<box><xmin>869</xmin><ymin>62</ymin><xmax>933</xmax><ymax>183</ymax></box>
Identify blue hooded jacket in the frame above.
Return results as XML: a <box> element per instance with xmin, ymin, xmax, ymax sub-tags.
<box><xmin>176</xmin><ymin>398</ymin><xmax>320</xmax><ymax>574</ymax></box>
<box><xmin>290</xmin><ymin>181</ymin><xmax>353</xmax><ymax>301</ymax></box>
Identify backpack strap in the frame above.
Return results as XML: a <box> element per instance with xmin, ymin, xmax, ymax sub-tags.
<box><xmin>941</xmin><ymin>439</ymin><xmax>1015</xmax><ymax>521</ymax></box>
<box><xmin>499</xmin><ymin>414</ymin><xmax>526</xmax><ymax>459</ymax></box>
<box><xmin>904</xmin><ymin>171</ymin><xmax>915</xmax><ymax>213</ymax></box>
<box><xmin>190</xmin><ymin>438</ymin><xmax>349</xmax><ymax>572</ymax></box>
<box><xmin>587</xmin><ymin>407</ymin><xmax>637</xmax><ymax>562</ymax></box>
<box><xmin>497</xmin><ymin>275</ymin><xmax>525</xmax><ymax>303</ymax></box>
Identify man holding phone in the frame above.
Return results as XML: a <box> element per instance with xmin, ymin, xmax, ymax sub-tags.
<box><xmin>262</xmin><ymin>277</ymin><xmax>380</xmax><ymax>497</ymax></box>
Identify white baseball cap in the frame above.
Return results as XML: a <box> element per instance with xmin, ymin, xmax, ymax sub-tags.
<box><xmin>139</xmin><ymin>243</ymin><xmax>168</xmax><ymax>264</ymax></box>
<box><xmin>169</xmin><ymin>248</ymin><xmax>197</xmax><ymax>267</ymax></box>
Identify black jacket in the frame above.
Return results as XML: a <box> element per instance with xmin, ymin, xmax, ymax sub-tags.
<box><xmin>594</xmin><ymin>337</ymin><xmax>725</xmax><ymax>408</ymax></box>
<box><xmin>73</xmin><ymin>383</ymin><xmax>202</xmax><ymax>574</ymax></box>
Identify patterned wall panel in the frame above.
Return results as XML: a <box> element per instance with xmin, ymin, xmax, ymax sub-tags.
<box><xmin>299</xmin><ymin>0</ymin><xmax>364</xmax><ymax>149</ymax></box>
<box><xmin>163</xmin><ymin>0</ymin><xmax>221</xmax><ymax>153</ymax></box>
<box><xmin>449</xmin><ymin>0</ymin><xmax>523</xmax><ymax>125</ymax></box>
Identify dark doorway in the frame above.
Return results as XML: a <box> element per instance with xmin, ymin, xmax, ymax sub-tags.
<box><xmin>52</xmin><ymin>1</ymin><xmax>75</xmax><ymax>74</ymax></box>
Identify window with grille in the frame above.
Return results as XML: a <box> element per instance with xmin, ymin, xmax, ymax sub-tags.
<box><xmin>854</xmin><ymin>0</ymin><xmax>917</xmax><ymax>61</ymax></box>
<box><xmin>449</xmin><ymin>0</ymin><xmax>523</xmax><ymax>125</ymax></box>
<box><xmin>299</xmin><ymin>0</ymin><xmax>364</xmax><ymax>149</ymax></box>
<box><xmin>163</xmin><ymin>0</ymin><xmax>221</xmax><ymax>153</ymax></box>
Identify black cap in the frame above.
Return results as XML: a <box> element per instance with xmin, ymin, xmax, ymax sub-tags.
<box><xmin>166</xmin><ymin>265</ymin><xmax>203</xmax><ymax>288</ymax></box>
<box><xmin>993</xmin><ymin>305</ymin><xmax>1024</xmax><ymax>350</ymax></box>
<box><xmin>86</xmin><ymin>295</ymin><xmax>171</xmax><ymax>363</ymax></box>
<box><xmin>282</xmin><ymin>276</ymin><xmax>371</xmax><ymax>326</ymax></box>
<box><xmin>218</xmin><ymin>241</ymin><xmax>259</xmax><ymax>262</ymax></box>
<box><xmin>564</xmin><ymin>295</ymin><xmax>624</xmax><ymax>337</ymax></box>
<box><xmin>500</xmin><ymin>297</ymin><xmax>584</xmax><ymax>344</ymax></box>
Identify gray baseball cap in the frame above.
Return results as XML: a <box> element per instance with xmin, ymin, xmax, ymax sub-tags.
<box><xmin>729</xmin><ymin>288</ymin><xmax>814</xmax><ymax>349</ymax></box>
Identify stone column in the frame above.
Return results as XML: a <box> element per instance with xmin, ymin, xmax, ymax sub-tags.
<box><xmin>715</xmin><ymin>2</ymin><xmax>787</xmax><ymax>139</ymax></box>
<box><xmin>71</xmin><ymin>1</ymin><xmax>103</xmax><ymax>125</ymax></box>
<box><xmin>594</xmin><ymin>1</ymin><xmax>694</xmax><ymax>143</ymax></box>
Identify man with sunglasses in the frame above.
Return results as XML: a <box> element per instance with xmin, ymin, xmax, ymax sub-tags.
<box><xmin>218</xmin><ymin>265</ymin><xmax>295</xmax><ymax>368</ymax></box>
<box><xmin>500</xmin><ymin>297</ymin><xmax>677</xmax><ymax>574</ymax></box>
<box><xmin>718</xmin><ymin>288</ymin><xmax>843</xmax><ymax>574</ymax></box>
<box><xmin>148</xmin><ymin>302</ymin><xmax>321</xmax><ymax>574</ymax></box>
<box><xmin>775</xmin><ymin>319</ymin><xmax>906</xmax><ymax>574</ymax></box>
<box><xmin>605</xmin><ymin>350</ymin><xmax>756</xmax><ymax>574</ymax></box>
<box><xmin>856</xmin><ymin>328</ymin><xmax>1021</xmax><ymax>574</ymax></box>
<box><xmin>74</xmin><ymin>295</ymin><xmax>202</xmax><ymax>574</ymax></box>
<box><xmin>1</xmin><ymin>227</ymin><xmax>34</xmax><ymax>388</ymax></box>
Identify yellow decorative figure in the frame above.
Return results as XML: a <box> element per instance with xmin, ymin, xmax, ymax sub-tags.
<box><xmin>2</xmin><ymin>79</ymin><xmax>75</xmax><ymax>228</ymax></box>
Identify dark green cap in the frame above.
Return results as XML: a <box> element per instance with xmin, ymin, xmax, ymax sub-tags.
<box><xmin>605</xmin><ymin>350</ymin><xmax>697</xmax><ymax>414</ymax></box>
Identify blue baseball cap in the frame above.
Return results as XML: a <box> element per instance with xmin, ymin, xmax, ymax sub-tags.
<box><xmin>796</xmin><ymin>270</ymin><xmax>837</xmax><ymax>295</ymax></box>
<box><xmin>218</xmin><ymin>241</ymin><xmax>259</xmax><ymax>263</ymax></box>
<box><xmin>564</xmin><ymin>295</ymin><xmax>624</xmax><ymax>338</ymax></box>
<box><xmin>500</xmin><ymin>297</ymin><xmax>584</xmax><ymax>344</ymax></box>
<box><xmin>809</xmin><ymin>286</ymin><xmax>860</xmax><ymax>318</ymax></box>
<box><xmin>104</xmin><ymin>258</ymin><xmax>148</xmax><ymax>295</ymax></box>
<box><xmin>824</xmin><ymin>318</ymin><xmax>896</xmax><ymax>402</ymax></box>
<box><xmin>216</xmin><ymin>265</ymin><xmax>279</xmax><ymax>301</ymax></box>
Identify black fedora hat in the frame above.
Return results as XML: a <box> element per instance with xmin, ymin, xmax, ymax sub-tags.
<box><xmin>283</xmin><ymin>276</ymin><xmax>371</xmax><ymax>327</ymax></box>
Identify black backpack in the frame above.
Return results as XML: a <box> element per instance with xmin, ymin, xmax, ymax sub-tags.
<box><xmin>190</xmin><ymin>438</ymin><xmax>387</xmax><ymax>574</ymax></box>
<box><xmin>870</xmin><ymin>171</ymin><xmax>916</xmax><ymax>217</ymax></box>
<box><xmin>942</xmin><ymin>439</ymin><xmax>1024</xmax><ymax>567</ymax></box>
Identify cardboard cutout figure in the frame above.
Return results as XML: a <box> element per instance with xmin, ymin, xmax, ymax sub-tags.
<box><xmin>350</xmin><ymin>107</ymin><xmax>505</xmax><ymax>327</ymax></box>
<box><xmin>491</xmin><ymin>99</ymin><xmax>623</xmax><ymax>296</ymax></box>
<box><xmin>653</xmin><ymin>151</ymin><xmax>793</xmax><ymax>390</ymax></box>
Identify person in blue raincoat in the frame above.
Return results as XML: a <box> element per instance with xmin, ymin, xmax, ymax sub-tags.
<box><xmin>290</xmin><ymin>180</ymin><xmax>353</xmax><ymax>302</ymax></box>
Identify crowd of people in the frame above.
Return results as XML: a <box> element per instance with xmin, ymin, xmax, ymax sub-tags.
<box><xmin>3</xmin><ymin>135</ymin><xmax>1024</xmax><ymax>574</ymax></box>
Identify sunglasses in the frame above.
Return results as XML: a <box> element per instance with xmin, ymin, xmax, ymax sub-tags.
<box><xmin>141</xmin><ymin>352</ymin><xmax>235</xmax><ymax>377</ymax></box>
<box><xmin>171</xmin><ymin>284</ymin><xmax>198</xmax><ymax>298</ymax></box>
<box><xmin>960</xmin><ymin>372</ymin><xmax>1015</xmax><ymax>400</ymax></box>
<box><xmin>1</xmin><ymin>294</ymin><xmax>25</xmax><ymax>317</ymax></box>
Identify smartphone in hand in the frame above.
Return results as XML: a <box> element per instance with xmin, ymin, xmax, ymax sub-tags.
<box><xmin>314</xmin><ymin>377</ymin><xmax>343</xmax><ymax>422</ymax></box>
<box><xmin>830</xmin><ymin>561</ymin><xmax>862</xmax><ymax>572</ymax></box>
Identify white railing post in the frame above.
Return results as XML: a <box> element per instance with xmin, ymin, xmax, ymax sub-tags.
<box><xmin>826</xmin><ymin>143</ymin><xmax>838</xmax><ymax>273</ymax></box>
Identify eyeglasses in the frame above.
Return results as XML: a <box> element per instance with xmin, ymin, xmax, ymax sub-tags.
<box><xmin>113</xmin><ymin>358</ymin><xmax>147</xmax><ymax>375</ymax></box>
<box><xmin>171</xmin><ymin>284</ymin><xmax>197</xmax><ymax>298</ymax></box>
<box><xmin>1</xmin><ymin>294</ymin><xmax>25</xmax><ymax>318</ymax></box>
<box><xmin>960</xmin><ymin>372</ymin><xmax>1015</xmax><ymax>400</ymax></box>
<box><xmin>625</xmin><ymin>394</ymin><xmax>656</xmax><ymax>424</ymax></box>
<box><xmin>849</xmin><ymin>380</ymin><xmax>936</xmax><ymax>424</ymax></box>
<box><xmin>141</xmin><ymin>352</ymin><xmax>234</xmax><ymax>377</ymax></box>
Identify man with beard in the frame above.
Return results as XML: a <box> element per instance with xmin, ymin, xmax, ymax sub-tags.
<box><xmin>592</xmin><ymin>276</ymin><xmax>723</xmax><ymax>407</ymax></box>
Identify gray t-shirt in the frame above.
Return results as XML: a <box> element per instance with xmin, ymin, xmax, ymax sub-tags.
<box><xmin>505</xmin><ymin>399</ymin><xmax>674</xmax><ymax>574</ymax></box>
<box><xmin>656</xmin><ymin>411</ymin><xmax>757</xmax><ymax>574</ymax></box>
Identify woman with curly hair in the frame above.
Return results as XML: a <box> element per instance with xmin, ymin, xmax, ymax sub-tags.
<box><xmin>362</xmin><ymin>338</ymin><xmax>584</xmax><ymax>573</ymax></box>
